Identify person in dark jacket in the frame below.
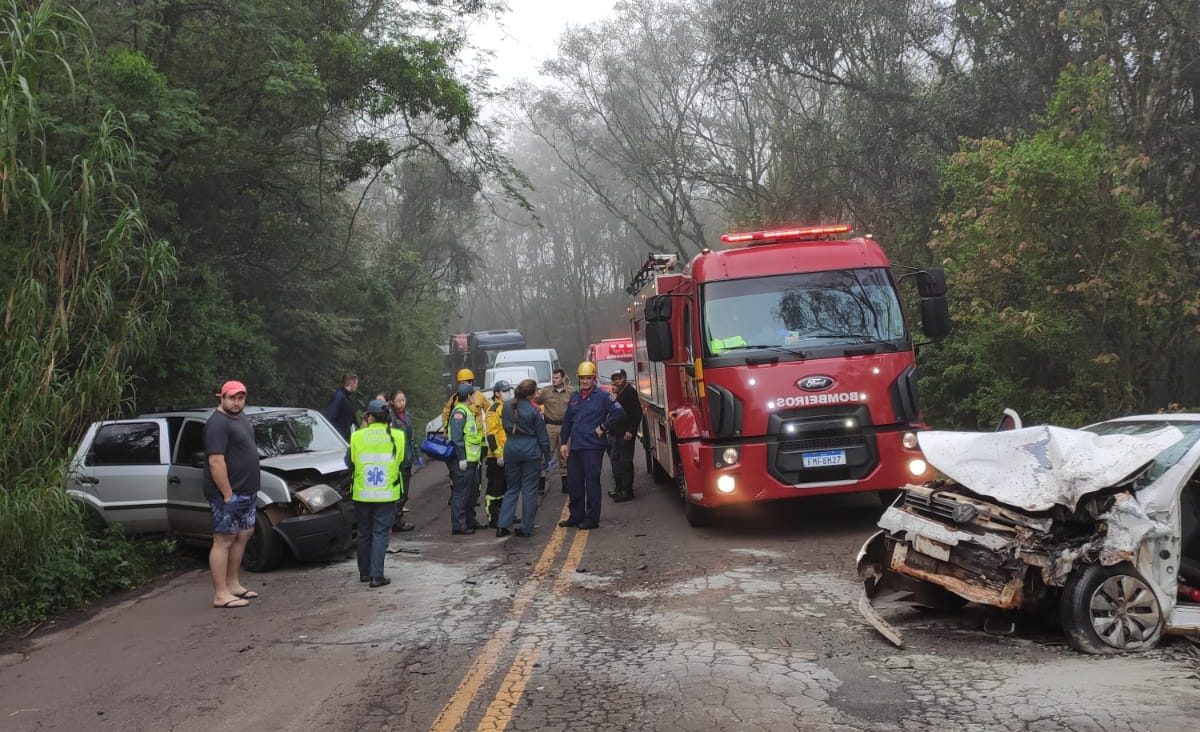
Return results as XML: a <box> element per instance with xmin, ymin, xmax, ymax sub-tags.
<box><xmin>559</xmin><ymin>361</ymin><xmax>624</xmax><ymax>530</ymax></box>
<box><xmin>389</xmin><ymin>389</ymin><xmax>416</xmax><ymax>532</ymax></box>
<box><xmin>606</xmin><ymin>369</ymin><xmax>643</xmax><ymax>502</ymax></box>
<box><xmin>323</xmin><ymin>372</ymin><xmax>359</xmax><ymax>440</ymax></box>
<box><xmin>496</xmin><ymin>379</ymin><xmax>550</xmax><ymax>538</ymax></box>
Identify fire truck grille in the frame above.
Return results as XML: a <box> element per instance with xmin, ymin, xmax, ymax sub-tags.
<box><xmin>778</xmin><ymin>436</ymin><xmax>868</xmax><ymax>452</ymax></box>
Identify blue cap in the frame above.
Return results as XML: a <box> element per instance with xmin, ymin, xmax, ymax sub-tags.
<box><xmin>492</xmin><ymin>380</ymin><xmax>512</xmax><ymax>392</ymax></box>
<box><xmin>366</xmin><ymin>398</ymin><xmax>389</xmax><ymax>415</ymax></box>
<box><xmin>457</xmin><ymin>382</ymin><xmax>475</xmax><ymax>399</ymax></box>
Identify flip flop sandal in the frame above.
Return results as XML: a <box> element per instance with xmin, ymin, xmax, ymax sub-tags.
<box><xmin>215</xmin><ymin>598</ymin><xmax>250</xmax><ymax>608</ymax></box>
<box><xmin>234</xmin><ymin>590</ymin><xmax>259</xmax><ymax>599</ymax></box>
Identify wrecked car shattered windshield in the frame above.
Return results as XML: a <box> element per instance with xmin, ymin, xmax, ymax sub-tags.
<box><xmin>1084</xmin><ymin>420</ymin><xmax>1200</xmax><ymax>482</ymax></box>
<box><xmin>252</xmin><ymin>409</ymin><xmax>345</xmax><ymax>458</ymax></box>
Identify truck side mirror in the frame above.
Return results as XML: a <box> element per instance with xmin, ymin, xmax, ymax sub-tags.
<box><xmin>917</xmin><ymin>268</ymin><xmax>947</xmax><ymax>298</ymax></box>
<box><xmin>646</xmin><ymin>321</ymin><xmax>673</xmax><ymax>362</ymax></box>
<box><xmin>920</xmin><ymin>296</ymin><xmax>951</xmax><ymax>341</ymax></box>
<box><xmin>646</xmin><ymin>295</ymin><xmax>673</xmax><ymax>322</ymax></box>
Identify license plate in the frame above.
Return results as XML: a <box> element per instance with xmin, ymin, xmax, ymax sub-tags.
<box><xmin>802</xmin><ymin>449</ymin><xmax>846</xmax><ymax>468</ymax></box>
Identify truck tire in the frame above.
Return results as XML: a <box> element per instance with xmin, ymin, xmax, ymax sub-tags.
<box><xmin>685</xmin><ymin>499</ymin><xmax>715</xmax><ymax>528</ymax></box>
<box><xmin>1059</xmin><ymin>562</ymin><xmax>1163</xmax><ymax>654</ymax></box>
<box><xmin>243</xmin><ymin>509</ymin><xmax>285</xmax><ymax>572</ymax></box>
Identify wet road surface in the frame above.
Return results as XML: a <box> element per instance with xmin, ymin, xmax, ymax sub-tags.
<box><xmin>3</xmin><ymin>463</ymin><xmax>1199</xmax><ymax>731</ymax></box>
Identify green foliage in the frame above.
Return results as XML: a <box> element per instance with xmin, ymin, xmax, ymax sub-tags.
<box><xmin>0</xmin><ymin>0</ymin><xmax>176</xmax><ymax>630</ymax></box>
<box><xmin>921</xmin><ymin>66</ymin><xmax>1197</xmax><ymax>428</ymax></box>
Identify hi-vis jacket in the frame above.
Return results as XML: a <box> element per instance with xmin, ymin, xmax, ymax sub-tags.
<box><xmin>441</xmin><ymin>389</ymin><xmax>488</xmax><ymax>431</ymax></box>
<box><xmin>450</xmin><ymin>401</ymin><xmax>484</xmax><ymax>463</ymax></box>
<box><xmin>347</xmin><ymin>422</ymin><xmax>406</xmax><ymax>502</ymax></box>
<box><xmin>485</xmin><ymin>397</ymin><xmax>508</xmax><ymax>458</ymax></box>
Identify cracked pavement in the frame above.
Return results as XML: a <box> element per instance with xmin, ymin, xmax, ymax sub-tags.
<box><xmin>2</xmin><ymin>465</ymin><xmax>1198</xmax><ymax>731</ymax></box>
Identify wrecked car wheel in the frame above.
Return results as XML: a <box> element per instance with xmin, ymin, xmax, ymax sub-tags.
<box><xmin>243</xmin><ymin>510</ymin><xmax>285</xmax><ymax>572</ymax></box>
<box><xmin>1060</xmin><ymin>563</ymin><xmax>1163</xmax><ymax>654</ymax></box>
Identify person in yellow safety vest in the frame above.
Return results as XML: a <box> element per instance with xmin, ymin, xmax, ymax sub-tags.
<box><xmin>346</xmin><ymin>399</ymin><xmax>406</xmax><ymax>588</ymax></box>
<box><xmin>448</xmin><ymin>382</ymin><xmax>485</xmax><ymax>535</ymax></box>
<box><xmin>483</xmin><ymin>380</ymin><xmax>515</xmax><ymax>528</ymax></box>
<box><xmin>441</xmin><ymin>368</ymin><xmax>489</xmax><ymax>433</ymax></box>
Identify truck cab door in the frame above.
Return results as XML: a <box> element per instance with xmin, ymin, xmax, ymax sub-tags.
<box><xmin>167</xmin><ymin>418</ymin><xmax>211</xmax><ymax>537</ymax></box>
<box><xmin>69</xmin><ymin>419</ymin><xmax>171</xmax><ymax>534</ymax></box>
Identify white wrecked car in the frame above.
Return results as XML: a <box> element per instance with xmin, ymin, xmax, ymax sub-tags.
<box><xmin>857</xmin><ymin>413</ymin><xmax>1200</xmax><ymax>654</ymax></box>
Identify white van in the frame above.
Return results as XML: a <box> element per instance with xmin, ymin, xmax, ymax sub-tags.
<box><xmin>493</xmin><ymin>348</ymin><xmax>560</xmax><ymax>387</ymax></box>
<box><xmin>483</xmin><ymin>365</ymin><xmax>539</xmax><ymax>391</ymax></box>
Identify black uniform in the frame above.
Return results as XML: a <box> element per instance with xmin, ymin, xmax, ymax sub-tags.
<box><xmin>607</xmin><ymin>382</ymin><xmax>643</xmax><ymax>500</ymax></box>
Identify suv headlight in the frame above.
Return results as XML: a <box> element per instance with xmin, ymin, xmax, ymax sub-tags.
<box><xmin>295</xmin><ymin>484</ymin><xmax>341</xmax><ymax>513</ymax></box>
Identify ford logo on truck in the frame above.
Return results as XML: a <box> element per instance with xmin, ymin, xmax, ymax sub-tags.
<box><xmin>797</xmin><ymin>376</ymin><xmax>835</xmax><ymax>392</ymax></box>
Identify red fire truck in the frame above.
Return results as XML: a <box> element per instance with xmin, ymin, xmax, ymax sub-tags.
<box><xmin>628</xmin><ymin>224</ymin><xmax>950</xmax><ymax>526</ymax></box>
<box><xmin>586</xmin><ymin>338</ymin><xmax>634</xmax><ymax>393</ymax></box>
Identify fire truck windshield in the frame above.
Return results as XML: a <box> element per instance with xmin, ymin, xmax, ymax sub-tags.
<box><xmin>702</xmin><ymin>268</ymin><xmax>906</xmax><ymax>358</ymax></box>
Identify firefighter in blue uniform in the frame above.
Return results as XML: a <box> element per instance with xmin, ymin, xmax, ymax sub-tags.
<box><xmin>558</xmin><ymin>361</ymin><xmax>625</xmax><ymax>530</ymax></box>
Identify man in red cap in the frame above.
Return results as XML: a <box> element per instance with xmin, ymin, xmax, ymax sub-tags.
<box><xmin>203</xmin><ymin>380</ymin><xmax>261</xmax><ymax>608</ymax></box>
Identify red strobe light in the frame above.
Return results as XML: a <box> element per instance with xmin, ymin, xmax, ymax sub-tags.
<box><xmin>720</xmin><ymin>224</ymin><xmax>853</xmax><ymax>245</ymax></box>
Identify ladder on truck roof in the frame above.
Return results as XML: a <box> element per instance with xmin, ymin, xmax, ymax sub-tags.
<box><xmin>625</xmin><ymin>253</ymin><xmax>678</xmax><ymax>295</ymax></box>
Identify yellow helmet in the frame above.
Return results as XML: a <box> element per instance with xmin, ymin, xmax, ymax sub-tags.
<box><xmin>456</xmin><ymin>368</ymin><xmax>475</xmax><ymax>382</ymax></box>
<box><xmin>577</xmin><ymin>361</ymin><xmax>597</xmax><ymax>377</ymax></box>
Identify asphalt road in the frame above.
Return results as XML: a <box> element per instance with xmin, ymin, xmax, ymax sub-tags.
<box><xmin>3</xmin><ymin>462</ymin><xmax>1199</xmax><ymax>731</ymax></box>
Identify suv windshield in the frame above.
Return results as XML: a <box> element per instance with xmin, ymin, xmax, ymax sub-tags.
<box><xmin>701</xmin><ymin>268</ymin><xmax>906</xmax><ymax>357</ymax></box>
<box><xmin>1084</xmin><ymin>420</ymin><xmax>1200</xmax><ymax>482</ymax></box>
<box><xmin>252</xmin><ymin>409</ymin><xmax>345</xmax><ymax>458</ymax></box>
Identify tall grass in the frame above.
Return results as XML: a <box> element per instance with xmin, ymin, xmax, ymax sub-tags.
<box><xmin>0</xmin><ymin>1</ymin><xmax>177</xmax><ymax>631</ymax></box>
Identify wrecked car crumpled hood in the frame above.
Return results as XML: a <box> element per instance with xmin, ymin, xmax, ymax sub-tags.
<box><xmin>917</xmin><ymin>425</ymin><xmax>1184</xmax><ymax>512</ymax></box>
<box><xmin>261</xmin><ymin>448</ymin><xmax>349</xmax><ymax>478</ymax></box>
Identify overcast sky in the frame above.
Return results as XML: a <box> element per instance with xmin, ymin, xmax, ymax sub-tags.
<box><xmin>463</xmin><ymin>0</ymin><xmax>618</xmax><ymax>88</ymax></box>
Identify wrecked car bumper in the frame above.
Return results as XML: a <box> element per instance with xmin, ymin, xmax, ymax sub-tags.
<box><xmin>272</xmin><ymin>502</ymin><xmax>355</xmax><ymax>561</ymax></box>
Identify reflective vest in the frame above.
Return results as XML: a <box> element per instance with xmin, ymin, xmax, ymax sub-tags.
<box><xmin>453</xmin><ymin>402</ymin><xmax>483</xmax><ymax>462</ymax></box>
<box><xmin>350</xmin><ymin>422</ymin><xmax>405</xmax><ymax>502</ymax></box>
<box><xmin>709</xmin><ymin>335</ymin><xmax>747</xmax><ymax>354</ymax></box>
<box><xmin>485</xmin><ymin>398</ymin><xmax>508</xmax><ymax>457</ymax></box>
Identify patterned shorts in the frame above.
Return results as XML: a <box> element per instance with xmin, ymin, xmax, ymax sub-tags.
<box><xmin>209</xmin><ymin>493</ymin><xmax>257</xmax><ymax>534</ymax></box>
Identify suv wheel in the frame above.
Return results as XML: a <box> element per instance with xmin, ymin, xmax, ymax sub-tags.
<box><xmin>242</xmin><ymin>510</ymin><xmax>284</xmax><ymax>572</ymax></box>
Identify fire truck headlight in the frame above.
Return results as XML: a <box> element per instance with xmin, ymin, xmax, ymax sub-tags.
<box><xmin>716</xmin><ymin>475</ymin><xmax>736</xmax><ymax>494</ymax></box>
<box><xmin>721</xmin><ymin>447</ymin><xmax>739</xmax><ymax>466</ymax></box>
<box><xmin>907</xmin><ymin>458</ymin><xmax>928</xmax><ymax>477</ymax></box>
<box><xmin>902</xmin><ymin>431</ymin><xmax>919</xmax><ymax>449</ymax></box>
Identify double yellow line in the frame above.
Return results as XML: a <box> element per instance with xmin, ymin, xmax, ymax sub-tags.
<box><xmin>430</xmin><ymin>504</ymin><xmax>589</xmax><ymax>732</ymax></box>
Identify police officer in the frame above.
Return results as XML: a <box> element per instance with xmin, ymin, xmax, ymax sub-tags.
<box><xmin>483</xmin><ymin>380</ymin><xmax>514</xmax><ymax>528</ymax></box>
<box><xmin>535</xmin><ymin>368</ymin><xmax>574</xmax><ymax>493</ymax></box>
<box><xmin>559</xmin><ymin>361</ymin><xmax>624</xmax><ymax>530</ymax></box>
<box><xmin>346</xmin><ymin>399</ymin><xmax>406</xmax><ymax>588</ymax></box>
<box><xmin>448</xmin><ymin>382</ymin><xmax>485</xmax><ymax>535</ymax></box>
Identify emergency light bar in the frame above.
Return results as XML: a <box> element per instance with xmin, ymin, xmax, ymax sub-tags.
<box><xmin>720</xmin><ymin>224</ymin><xmax>853</xmax><ymax>246</ymax></box>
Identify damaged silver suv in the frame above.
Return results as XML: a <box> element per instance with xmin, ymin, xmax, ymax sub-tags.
<box><xmin>858</xmin><ymin>413</ymin><xmax>1200</xmax><ymax>653</ymax></box>
<box><xmin>66</xmin><ymin>406</ymin><xmax>354</xmax><ymax>572</ymax></box>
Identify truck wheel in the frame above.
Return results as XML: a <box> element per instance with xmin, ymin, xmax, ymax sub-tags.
<box><xmin>243</xmin><ymin>510</ymin><xmax>285</xmax><ymax>572</ymax></box>
<box><xmin>1059</xmin><ymin>562</ymin><xmax>1163</xmax><ymax>654</ymax></box>
<box><xmin>685</xmin><ymin>499</ymin><xmax>715</xmax><ymax>528</ymax></box>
